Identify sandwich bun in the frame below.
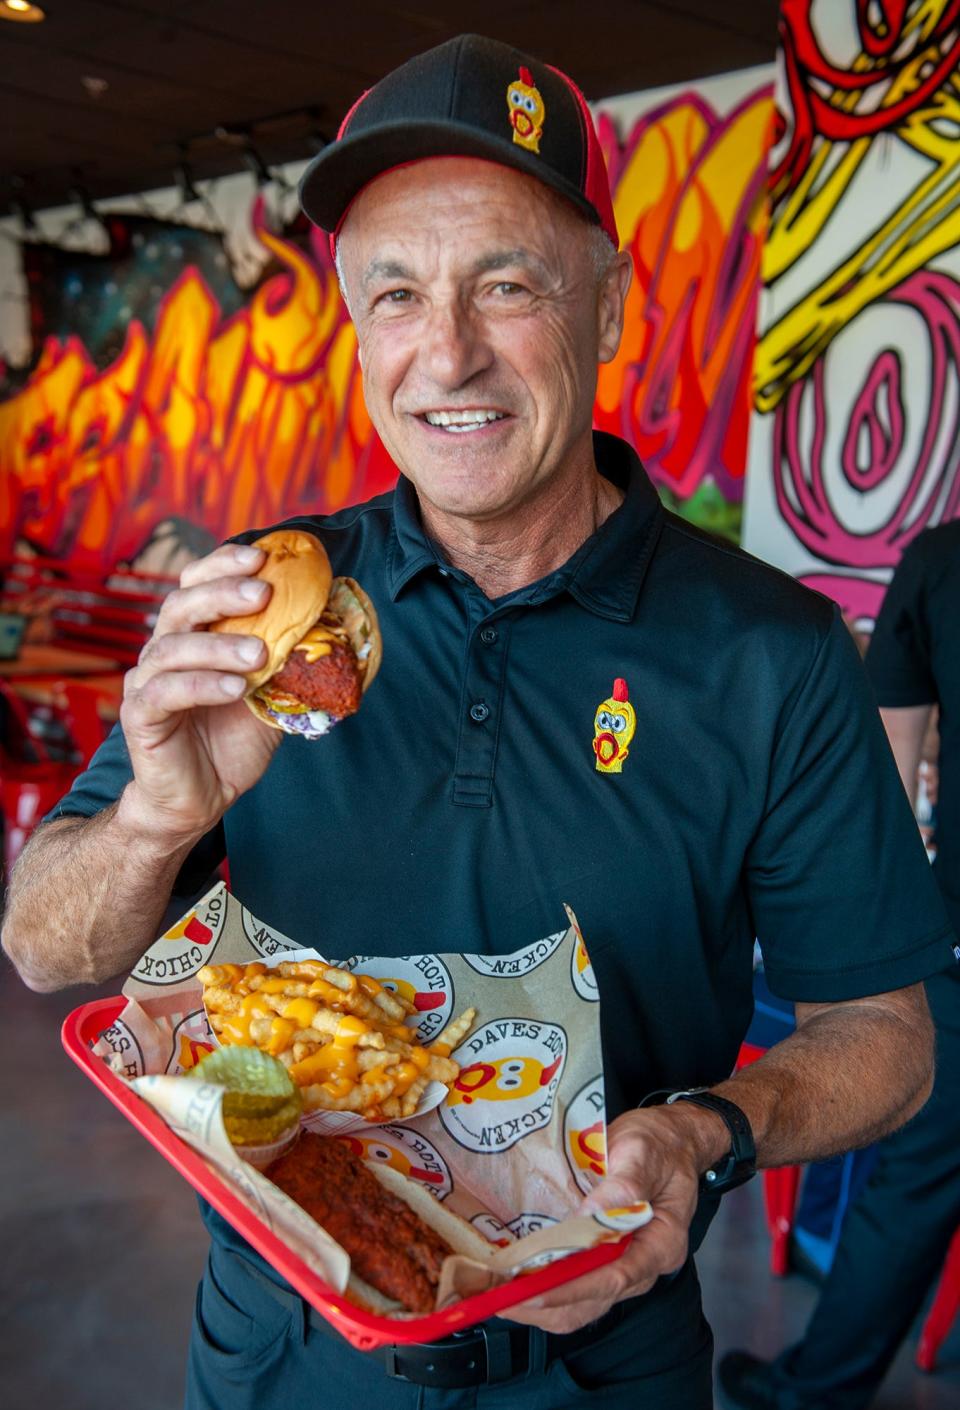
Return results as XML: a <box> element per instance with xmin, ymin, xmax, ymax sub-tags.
<box><xmin>212</xmin><ymin>529</ymin><xmax>380</xmax><ymax>739</ymax></box>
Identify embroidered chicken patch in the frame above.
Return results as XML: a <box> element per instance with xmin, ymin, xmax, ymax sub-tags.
<box><xmin>507</xmin><ymin>66</ymin><xmax>545</xmax><ymax>153</ymax></box>
<box><xmin>593</xmin><ymin>678</ymin><xmax>636</xmax><ymax>774</ymax></box>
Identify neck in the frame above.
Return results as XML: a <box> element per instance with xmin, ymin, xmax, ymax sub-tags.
<box><xmin>417</xmin><ymin>449</ymin><xmax>625</xmax><ymax>599</ymax></box>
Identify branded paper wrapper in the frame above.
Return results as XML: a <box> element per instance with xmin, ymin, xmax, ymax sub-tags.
<box><xmin>93</xmin><ymin>883</ymin><xmax>651</xmax><ymax>1316</ymax></box>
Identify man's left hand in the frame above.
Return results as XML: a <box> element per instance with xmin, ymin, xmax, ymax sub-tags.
<box><xmin>504</xmin><ymin>1104</ymin><xmax>711</xmax><ymax>1335</ymax></box>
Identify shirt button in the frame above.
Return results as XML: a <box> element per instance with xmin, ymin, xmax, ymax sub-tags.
<box><xmin>469</xmin><ymin>702</ymin><xmax>490</xmax><ymax>723</ymax></box>
<box><xmin>479</xmin><ymin>627</ymin><xmax>498</xmax><ymax>645</ymax></box>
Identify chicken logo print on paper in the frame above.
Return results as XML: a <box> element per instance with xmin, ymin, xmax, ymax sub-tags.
<box><xmin>344</xmin><ymin>954</ymin><xmax>454</xmax><ymax>1043</ymax></box>
<box><xmin>564</xmin><ymin>1074</ymin><xmax>607</xmax><ymax>1194</ymax></box>
<box><xmin>335</xmin><ymin>1124</ymin><xmax>453</xmax><ymax>1200</ymax></box>
<box><xmin>440</xmin><ymin>1018</ymin><xmax>567</xmax><ymax>1153</ymax></box>
<box><xmin>507</xmin><ymin>66</ymin><xmax>545</xmax><ymax>153</ymax></box>
<box><xmin>569</xmin><ymin>909</ymin><xmax>598</xmax><ymax>1002</ymax></box>
<box><xmin>131</xmin><ymin>887</ymin><xmax>227</xmax><ymax>985</ymax></box>
<box><xmin>168</xmin><ymin>1009</ymin><xmax>216</xmax><ymax>1074</ymax></box>
<box><xmin>593</xmin><ymin>677</ymin><xmax>636</xmax><ymax>774</ymax></box>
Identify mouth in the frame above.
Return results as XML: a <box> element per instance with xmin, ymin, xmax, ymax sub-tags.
<box><xmin>417</xmin><ymin>408</ymin><xmax>509</xmax><ymax>435</ymax></box>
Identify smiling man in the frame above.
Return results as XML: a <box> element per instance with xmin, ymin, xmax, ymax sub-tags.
<box><xmin>3</xmin><ymin>33</ymin><xmax>956</xmax><ymax>1410</ymax></box>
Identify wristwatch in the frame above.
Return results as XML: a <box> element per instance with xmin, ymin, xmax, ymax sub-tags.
<box><xmin>638</xmin><ymin>1087</ymin><xmax>757</xmax><ymax>1195</ymax></box>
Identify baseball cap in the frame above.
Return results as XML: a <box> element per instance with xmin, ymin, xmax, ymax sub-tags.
<box><xmin>299</xmin><ymin>33</ymin><xmax>619</xmax><ymax>250</ymax></box>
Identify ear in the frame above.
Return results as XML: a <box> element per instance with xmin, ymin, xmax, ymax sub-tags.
<box><xmin>597</xmin><ymin>252</ymin><xmax>633</xmax><ymax>365</ymax></box>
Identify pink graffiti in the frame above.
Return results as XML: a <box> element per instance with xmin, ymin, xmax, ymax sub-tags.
<box><xmin>773</xmin><ymin>269</ymin><xmax>960</xmax><ymax>575</ymax></box>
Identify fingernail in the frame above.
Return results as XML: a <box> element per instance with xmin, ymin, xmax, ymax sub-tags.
<box><xmin>235</xmin><ymin>545</ymin><xmax>262</xmax><ymax>566</ymax></box>
<box><xmin>220</xmin><ymin>675</ymin><xmax>246</xmax><ymax>696</ymax></box>
<box><xmin>237</xmin><ymin>637</ymin><xmax>263</xmax><ymax>663</ymax></box>
<box><xmin>239</xmin><ymin>578</ymin><xmax>267</xmax><ymax>601</ymax></box>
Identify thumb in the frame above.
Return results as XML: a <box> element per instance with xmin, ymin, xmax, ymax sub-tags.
<box><xmin>578</xmin><ymin>1169</ymin><xmax>648</xmax><ymax>1218</ymax></box>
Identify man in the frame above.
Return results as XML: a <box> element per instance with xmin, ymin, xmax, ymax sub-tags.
<box><xmin>2</xmin><ymin>35</ymin><xmax>954</xmax><ymax>1410</ymax></box>
<box><xmin>719</xmin><ymin>523</ymin><xmax>960</xmax><ymax>1410</ymax></box>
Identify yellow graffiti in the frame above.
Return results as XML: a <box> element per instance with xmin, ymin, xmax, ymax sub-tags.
<box><xmin>756</xmin><ymin>3</ymin><xmax>960</xmax><ymax>411</ymax></box>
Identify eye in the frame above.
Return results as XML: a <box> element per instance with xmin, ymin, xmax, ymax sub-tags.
<box><xmin>510</xmin><ymin>90</ymin><xmax>523</xmax><ymax>106</ymax></box>
<box><xmin>377</xmin><ymin>288</ymin><xmax>413</xmax><ymax>307</ymax></box>
<box><xmin>597</xmin><ymin>711</ymin><xmax>612</xmax><ymax>730</ymax></box>
<box><xmin>493</xmin><ymin>281</ymin><xmax>523</xmax><ymax>296</ymax></box>
<box><xmin>497</xmin><ymin>1059</ymin><xmax>525</xmax><ymax>1091</ymax></box>
<box><xmin>612</xmin><ymin>713</ymin><xmax>626</xmax><ymax>732</ymax></box>
<box><xmin>368</xmin><ymin>1144</ymin><xmax>392</xmax><ymax>1163</ymax></box>
<box><xmin>524</xmin><ymin>95</ymin><xmax>536</xmax><ymax>113</ymax></box>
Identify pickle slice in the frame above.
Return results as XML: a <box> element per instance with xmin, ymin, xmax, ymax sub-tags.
<box><xmin>190</xmin><ymin>1046</ymin><xmax>301</xmax><ymax>1147</ymax></box>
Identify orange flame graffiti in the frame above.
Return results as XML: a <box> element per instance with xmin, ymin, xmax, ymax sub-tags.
<box><xmin>0</xmin><ymin>206</ymin><xmax>395</xmax><ymax>571</ymax></box>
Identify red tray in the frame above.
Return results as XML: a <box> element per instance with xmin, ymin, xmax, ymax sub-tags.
<box><xmin>62</xmin><ymin>996</ymin><xmax>629</xmax><ymax>1350</ymax></box>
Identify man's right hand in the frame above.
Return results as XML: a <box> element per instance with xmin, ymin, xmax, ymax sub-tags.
<box><xmin>118</xmin><ymin>542</ymin><xmax>280</xmax><ymax>846</ymax></box>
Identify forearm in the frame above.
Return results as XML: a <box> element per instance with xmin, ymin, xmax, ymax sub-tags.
<box><xmin>879</xmin><ymin>704</ymin><xmax>932</xmax><ymax>806</ymax></box>
<box><xmin>710</xmin><ymin>985</ymin><xmax>934</xmax><ymax>1168</ymax></box>
<box><xmin>2</xmin><ymin>788</ymin><xmax>199</xmax><ymax>992</ymax></box>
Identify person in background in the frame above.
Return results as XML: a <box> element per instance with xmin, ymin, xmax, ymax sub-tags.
<box><xmin>719</xmin><ymin>521</ymin><xmax>960</xmax><ymax>1410</ymax></box>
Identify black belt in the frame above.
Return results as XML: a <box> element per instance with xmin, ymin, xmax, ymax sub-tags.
<box><xmin>221</xmin><ymin>1245</ymin><xmax>632</xmax><ymax>1388</ymax></box>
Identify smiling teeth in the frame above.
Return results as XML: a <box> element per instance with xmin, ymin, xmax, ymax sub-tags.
<box><xmin>424</xmin><ymin>410</ymin><xmax>505</xmax><ymax>431</ymax></box>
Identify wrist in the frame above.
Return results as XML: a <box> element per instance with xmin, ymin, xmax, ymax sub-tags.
<box><xmin>114</xmin><ymin>783</ymin><xmax>210</xmax><ymax>857</ymax></box>
<box><xmin>657</xmin><ymin>1100</ymin><xmax>732</xmax><ymax>1175</ymax></box>
<box><xmin>638</xmin><ymin>1088</ymin><xmax>757</xmax><ymax>1194</ymax></box>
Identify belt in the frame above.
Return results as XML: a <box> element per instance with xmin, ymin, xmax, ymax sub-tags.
<box><xmin>221</xmin><ymin>1245</ymin><xmax>632</xmax><ymax>1388</ymax></box>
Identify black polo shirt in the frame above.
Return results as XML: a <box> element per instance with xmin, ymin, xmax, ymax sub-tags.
<box><xmin>54</xmin><ymin>433</ymin><xmax>954</xmax><ymax>1127</ymax></box>
<box><xmin>866</xmin><ymin>521</ymin><xmax>960</xmax><ymax>937</ymax></box>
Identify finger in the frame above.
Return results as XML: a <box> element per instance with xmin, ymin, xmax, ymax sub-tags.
<box><xmin>122</xmin><ymin>669</ymin><xmax>249</xmax><ymax>728</ymax></box>
<box><xmin>505</xmin><ymin>1293</ymin><xmax>617</xmax><ymax>1335</ymax></box>
<box><xmin>179</xmin><ymin>542</ymin><xmax>264</xmax><ymax>590</ymax></box>
<box><xmin>152</xmin><ymin>574</ymin><xmax>271</xmax><ymax>638</ymax></box>
<box><xmin>507</xmin><ymin>1217</ymin><xmax>683</xmax><ymax>1330</ymax></box>
<box><xmin>130</xmin><ymin>631</ymin><xmax>266</xmax><ymax>691</ymax></box>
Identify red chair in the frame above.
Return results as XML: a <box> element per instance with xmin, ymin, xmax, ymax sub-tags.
<box><xmin>916</xmin><ymin>1223</ymin><xmax>960</xmax><ymax>1373</ymax></box>
<box><xmin>0</xmin><ymin>679</ymin><xmax>108</xmax><ymax>875</ymax></box>
<box><xmin>736</xmin><ymin>1041</ymin><xmax>803</xmax><ymax>1276</ymax></box>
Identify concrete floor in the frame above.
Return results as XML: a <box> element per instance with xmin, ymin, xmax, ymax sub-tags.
<box><xmin>4</xmin><ymin>965</ymin><xmax>959</xmax><ymax>1408</ymax></box>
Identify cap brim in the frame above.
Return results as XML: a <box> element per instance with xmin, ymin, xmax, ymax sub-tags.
<box><xmin>298</xmin><ymin>119</ymin><xmax>602</xmax><ymax>235</ymax></box>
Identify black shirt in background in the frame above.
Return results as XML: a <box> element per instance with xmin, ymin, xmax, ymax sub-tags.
<box><xmin>866</xmin><ymin>521</ymin><xmax>960</xmax><ymax>937</ymax></box>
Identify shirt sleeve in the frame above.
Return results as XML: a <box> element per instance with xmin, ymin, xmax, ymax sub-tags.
<box><xmin>865</xmin><ymin>538</ymin><xmax>937</xmax><ymax>707</ymax></box>
<box><xmin>748</xmin><ymin>609</ymin><xmax>954</xmax><ymax>1002</ymax></box>
<box><xmin>43</xmin><ymin>723</ymin><xmax>226</xmax><ymax>898</ymax></box>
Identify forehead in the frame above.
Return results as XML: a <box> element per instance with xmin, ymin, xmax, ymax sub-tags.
<box><xmin>338</xmin><ymin>156</ymin><xmax>586</xmax><ymax>266</ymax></box>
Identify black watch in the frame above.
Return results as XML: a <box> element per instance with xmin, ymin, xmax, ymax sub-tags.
<box><xmin>639</xmin><ymin>1087</ymin><xmax>757</xmax><ymax>1195</ymax></box>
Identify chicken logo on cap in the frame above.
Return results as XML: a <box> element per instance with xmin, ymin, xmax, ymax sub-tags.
<box><xmin>593</xmin><ymin>677</ymin><xmax>636</xmax><ymax>774</ymax></box>
<box><xmin>507</xmin><ymin>66</ymin><xmax>545</xmax><ymax>153</ymax></box>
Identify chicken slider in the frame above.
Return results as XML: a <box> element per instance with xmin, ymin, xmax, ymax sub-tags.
<box><xmin>213</xmin><ymin>529</ymin><xmax>381</xmax><ymax>739</ymax></box>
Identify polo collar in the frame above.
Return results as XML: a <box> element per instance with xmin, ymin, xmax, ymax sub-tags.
<box><xmin>385</xmin><ymin>431</ymin><xmax>664</xmax><ymax>621</ymax></box>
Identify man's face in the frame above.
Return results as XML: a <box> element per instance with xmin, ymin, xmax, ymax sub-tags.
<box><xmin>337</xmin><ymin>158</ymin><xmax>628</xmax><ymax>524</ymax></box>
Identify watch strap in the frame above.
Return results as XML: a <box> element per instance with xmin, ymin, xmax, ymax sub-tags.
<box><xmin>639</xmin><ymin>1087</ymin><xmax>757</xmax><ymax>1195</ymax></box>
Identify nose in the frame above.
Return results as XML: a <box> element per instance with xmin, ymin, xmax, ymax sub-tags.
<box><xmin>419</xmin><ymin>299</ymin><xmax>493</xmax><ymax>389</ymax></box>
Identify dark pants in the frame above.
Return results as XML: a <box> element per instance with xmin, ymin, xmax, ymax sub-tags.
<box><xmin>185</xmin><ymin>1240</ymin><xmax>714</xmax><ymax>1409</ymax></box>
<box><xmin>768</xmin><ymin>969</ymin><xmax>960</xmax><ymax>1409</ymax></box>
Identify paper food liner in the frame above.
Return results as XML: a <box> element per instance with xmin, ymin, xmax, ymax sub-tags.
<box><xmin>94</xmin><ymin>883</ymin><xmax>653</xmax><ymax>1313</ymax></box>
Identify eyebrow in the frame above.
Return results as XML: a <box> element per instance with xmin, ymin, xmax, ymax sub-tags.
<box><xmin>360</xmin><ymin>248</ymin><xmax>550</xmax><ymax>289</ymax></box>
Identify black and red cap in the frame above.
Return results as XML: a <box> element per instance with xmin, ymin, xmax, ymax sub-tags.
<box><xmin>299</xmin><ymin>33</ymin><xmax>618</xmax><ymax>250</ymax></box>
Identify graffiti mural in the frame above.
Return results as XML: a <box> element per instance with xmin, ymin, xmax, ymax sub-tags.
<box><xmin>744</xmin><ymin>0</ymin><xmax>960</xmax><ymax>624</ymax></box>
<box><xmin>0</xmin><ymin>74</ymin><xmax>776</xmax><ymax>576</ymax></box>
<box><xmin>596</xmin><ymin>75</ymin><xmax>775</xmax><ymax>541</ymax></box>
<box><xmin>0</xmin><ymin>203</ymin><xmax>395</xmax><ymax>574</ymax></box>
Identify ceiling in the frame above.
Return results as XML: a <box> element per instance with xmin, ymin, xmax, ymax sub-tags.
<box><xmin>1</xmin><ymin>0</ymin><xmax>780</xmax><ymax>216</ymax></box>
